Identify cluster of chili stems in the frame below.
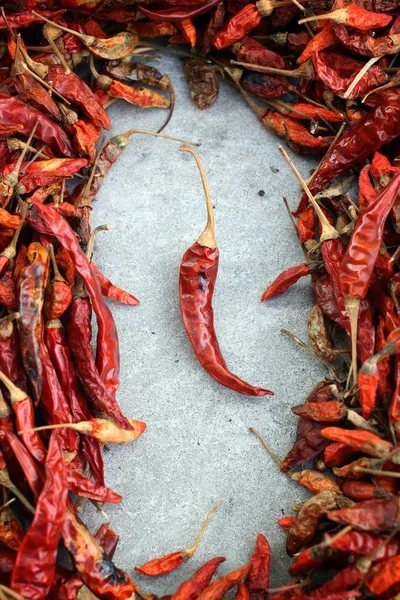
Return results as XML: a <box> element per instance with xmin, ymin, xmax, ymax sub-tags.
<box><xmin>0</xmin><ymin>0</ymin><xmax>400</xmax><ymax>599</ymax></box>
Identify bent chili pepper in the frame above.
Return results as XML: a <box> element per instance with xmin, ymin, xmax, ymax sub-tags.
<box><xmin>195</xmin><ymin>565</ymin><xmax>250</xmax><ymax>600</ymax></box>
<box><xmin>136</xmin><ymin>501</ymin><xmax>222</xmax><ymax>576</ymax></box>
<box><xmin>172</xmin><ymin>557</ymin><xmax>225</xmax><ymax>600</ymax></box>
<box><xmin>245</xmin><ymin>533</ymin><xmax>270</xmax><ymax>600</ymax></box>
<box><xmin>179</xmin><ymin>147</ymin><xmax>272</xmax><ymax>397</ymax></box>
<box><xmin>91</xmin><ymin>262</ymin><xmax>139</xmax><ymax>306</ymax></box>
<box><xmin>261</xmin><ymin>263</ymin><xmax>310</xmax><ymax>302</ymax></box>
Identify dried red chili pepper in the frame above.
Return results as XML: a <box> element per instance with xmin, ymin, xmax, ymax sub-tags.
<box><xmin>136</xmin><ymin>502</ymin><xmax>221</xmax><ymax>576</ymax></box>
<box><xmin>234</xmin><ymin>583</ymin><xmax>249</xmax><ymax>600</ymax></box>
<box><xmin>0</xmin><ymin>10</ymin><xmax>65</xmax><ymax>30</ymax></box>
<box><xmin>328</xmin><ymin>496</ymin><xmax>400</xmax><ymax>531</ymax></box>
<box><xmin>55</xmin><ymin>246</ymin><xmax>76</xmax><ymax>285</ymax></box>
<box><xmin>366</xmin><ymin>554</ymin><xmax>400</xmax><ymax>595</ymax></box>
<box><xmin>260</xmin><ymin>110</ymin><xmax>333</xmax><ymax>155</ymax></box>
<box><xmin>19</xmin><ymin>242</ymin><xmax>49</xmax><ymax>402</ymax></box>
<box><xmin>213</xmin><ymin>4</ymin><xmax>264</xmax><ymax>50</ymax></box>
<box><xmin>232</xmin><ymin>36</ymin><xmax>287</xmax><ymax>70</ymax></box>
<box><xmin>291</xmin><ymin>400</ymin><xmax>344</xmax><ymax>422</ymax></box>
<box><xmin>298</xmin><ymin>23</ymin><xmax>338</xmax><ymax>64</ymax></box>
<box><xmin>245</xmin><ymin>533</ymin><xmax>270</xmax><ymax>600</ymax></box>
<box><xmin>91</xmin><ymin>263</ymin><xmax>139</xmax><ymax>306</ymax></box>
<box><xmin>106</xmin><ymin>60</ymin><xmax>171</xmax><ymax>91</ymax></box>
<box><xmin>179</xmin><ymin>147</ymin><xmax>272</xmax><ymax>396</ymax></box>
<box><xmin>44</xmin><ymin>319</ymin><xmax>104</xmax><ymax>485</ymax></box>
<box><xmin>298</xmin><ymin>206</ymin><xmax>315</xmax><ymax>242</ymax></box>
<box><xmin>322</xmin><ymin>427</ymin><xmax>393</xmax><ymax>458</ymax></box>
<box><xmin>11</xmin><ymin>431</ymin><xmax>67</xmax><ymax>600</ymax></box>
<box><xmin>262</xmin><ymin>263</ymin><xmax>311</xmax><ymax>303</ymax></box>
<box><xmin>27</xmin><ymin>200</ymin><xmax>122</xmax><ymax>402</ymax></box>
<box><xmin>172</xmin><ymin>557</ymin><xmax>225</xmax><ymax>600</ymax></box>
<box><xmin>322</xmin><ymin>442</ymin><xmax>355</xmax><ymax>467</ymax></box>
<box><xmin>95</xmin><ymin>523</ymin><xmax>120</xmax><ymax>559</ymax></box>
<box><xmin>43</xmin><ymin>245</ymin><xmax>72</xmax><ymax>320</ymax></box>
<box><xmin>196</xmin><ymin>565</ymin><xmax>250</xmax><ymax>600</ymax></box>
<box><xmin>242</xmin><ymin>73</ymin><xmax>295</xmax><ymax>100</ymax></box>
<box><xmin>138</xmin><ymin>0</ymin><xmax>222</xmax><ymax>23</ymax></box>
<box><xmin>32</xmin><ymin>416</ymin><xmax>146</xmax><ymax>443</ymax></box>
<box><xmin>290</xmin><ymin>469</ymin><xmax>341</xmax><ymax>493</ymax></box>
<box><xmin>278</xmin><ymin>516</ymin><xmax>296</xmax><ymax>530</ymax></box>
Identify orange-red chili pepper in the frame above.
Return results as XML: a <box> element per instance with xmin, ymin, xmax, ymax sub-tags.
<box><xmin>91</xmin><ymin>262</ymin><xmax>139</xmax><ymax>306</ymax></box>
<box><xmin>298</xmin><ymin>23</ymin><xmax>338</xmax><ymax>64</ymax></box>
<box><xmin>172</xmin><ymin>557</ymin><xmax>225</xmax><ymax>600</ymax></box>
<box><xmin>298</xmin><ymin>206</ymin><xmax>315</xmax><ymax>242</ymax></box>
<box><xmin>291</xmin><ymin>400</ymin><xmax>344</xmax><ymax>422</ymax></box>
<box><xmin>261</xmin><ymin>263</ymin><xmax>310</xmax><ymax>302</ymax></box>
<box><xmin>31</xmin><ymin>417</ymin><xmax>146</xmax><ymax>444</ymax></box>
<box><xmin>136</xmin><ymin>501</ymin><xmax>221</xmax><ymax>576</ymax></box>
<box><xmin>300</xmin><ymin>3</ymin><xmax>393</xmax><ymax>31</ymax></box>
<box><xmin>321</xmin><ymin>427</ymin><xmax>393</xmax><ymax>458</ymax></box>
<box><xmin>179</xmin><ymin>148</ymin><xmax>272</xmax><ymax>397</ymax></box>
<box><xmin>245</xmin><ymin>533</ymin><xmax>270</xmax><ymax>600</ymax></box>
<box><xmin>277</xmin><ymin>516</ymin><xmax>296</xmax><ymax>531</ymax></box>
<box><xmin>328</xmin><ymin>496</ymin><xmax>400</xmax><ymax>531</ymax></box>
<box><xmin>196</xmin><ymin>565</ymin><xmax>250</xmax><ymax>600</ymax></box>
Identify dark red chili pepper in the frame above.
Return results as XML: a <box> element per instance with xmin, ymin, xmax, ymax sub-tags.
<box><xmin>196</xmin><ymin>565</ymin><xmax>250</xmax><ymax>600</ymax></box>
<box><xmin>213</xmin><ymin>5</ymin><xmax>262</xmax><ymax>50</ymax></box>
<box><xmin>245</xmin><ymin>533</ymin><xmax>270</xmax><ymax>600</ymax></box>
<box><xmin>138</xmin><ymin>0</ymin><xmax>222</xmax><ymax>23</ymax></box>
<box><xmin>11</xmin><ymin>431</ymin><xmax>67</xmax><ymax>600</ymax></box>
<box><xmin>232</xmin><ymin>36</ymin><xmax>287</xmax><ymax>70</ymax></box>
<box><xmin>300</xmin><ymin>3</ymin><xmax>392</xmax><ymax>30</ymax></box>
<box><xmin>242</xmin><ymin>73</ymin><xmax>295</xmax><ymax>99</ymax></box>
<box><xmin>179</xmin><ymin>147</ymin><xmax>272</xmax><ymax>397</ymax></box>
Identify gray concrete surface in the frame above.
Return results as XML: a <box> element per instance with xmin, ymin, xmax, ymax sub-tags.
<box><xmin>84</xmin><ymin>53</ymin><xmax>326</xmax><ymax>592</ymax></box>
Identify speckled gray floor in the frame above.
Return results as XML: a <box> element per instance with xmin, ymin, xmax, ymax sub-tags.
<box><xmin>84</xmin><ymin>53</ymin><xmax>326</xmax><ymax>592</ymax></box>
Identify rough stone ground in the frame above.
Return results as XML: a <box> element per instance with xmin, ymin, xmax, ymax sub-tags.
<box><xmin>84</xmin><ymin>52</ymin><xmax>326</xmax><ymax>592</ymax></box>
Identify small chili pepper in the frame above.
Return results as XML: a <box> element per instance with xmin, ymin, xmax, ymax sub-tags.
<box><xmin>242</xmin><ymin>73</ymin><xmax>295</xmax><ymax>100</ymax></box>
<box><xmin>289</xmin><ymin>469</ymin><xmax>341</xmax><ymax>493</ymax></box>
<box><xmin>0</xmin><ymin>502</ymin><xmax>24</xmax><ymax>552</ymax></box>
<box><xmin>366</xmin><ymin>554</ymin><xmax>400</xmax><ymax>595</ymax></box>
<box><xmin>299</xmin><ymin>3</ymin><xmax>392</xmax><ymax>31</ymax></box>
<box><xmin>281</xmin><ymin>381</ymin><xmax>340</xmax><ymax>472</ymax></box>
<box><xmin>278</xmin><ymin>516</ymin><xmax>296</xmax><ymax>531</ymax></box>
<box><xmin>44</xmin><ymin>65</ymin><xmax>111</xmax><ymax>129</ymax></box>
<box><xmin>136</xmin><ymin>501</ymin><xmax>222</xmax><ymax>576</ymax></box>
<box><xmin>0</xmin><ymin>271</ymin><xmax>17</xmax><ymax>312</ymax></box>
<box><xmin>44</xmin><ymin>319</ymin><xmax>105</xmax><ymax>485</ymax></box>
<box><xmin>260</xmin><ymin>110</ymin><xmax>333</xmax><ymax>155</ymax></box>
<box><xmin>232</xmin><ymin>36</ymin><xmax>287</xmax><ymax>70</ymax></box>
<box><xmin>184</xmin><ymin>60</ymin><xmax>219</xmax><ymax>110</ymax></box>
<box><xmin>245</xmin><ymin>533</ymin><xmax>270</xmax><ymax>600</ymax></box>
<box><xmin>2</xmin><ymin>158</ymin><xmax>87</xmax><ymax>195</ymax></box>
<box><xmin>0</xmin><ymin>93</ymin><xmax>74</xmax><ymax>157</ymax></box>
<box><xmin>291</xmin><ymin>400</ymin><xmax>344</xmax><ymax>422</ymax></box>
<box><xmin>358</xmin><ymin>164</ymin><xmax>376</xmax><ymax>211</ymax></box>
<box><xmin>287</xmin><ymin>545</ymin><xmax>327</xmax><ymax>577</ymax></box>
<box><xmin>19</xmin><ymin>242</ymin><xmax>49</xmax><ymax>403</ymax></box>
<box><xmin>172</xmin><ymin>557</ymin><xmax>225</xmax><ymax>600</ymax></box>
<box><xmin>91</xmin><ymin>263</ymin><xmax>139</xmax><ymax>306</ymax></box>
<box><xmin>106</xmin><ymin>60</ymin><xmax>171</xmax><ymax>91</ymax></box>
<box><xmin>201</xmin><ymin>3</ymin><xmax>225</xmax><ymax>55</ymax></box>
<box><xmin>322</xmin><ymin>442</ymin><xmax>355</xmax><ymax>467</ymax></box>
<box><xmin>321</xmin><ymin>427</ymin><xmax>393</xmax><ymax>458</ymax></box>
<box><xmin>0</xmin><ymin>314</ymin><xmax>27</xmax><ymax>394</ymax></box>
<box><xmin>328</xmin><ymin>496</ymin><xmax>400</xmax><ymax>531</ymax></box>
<box><xmin>95</xmin><ymin>523</ymin><xmax>120</xmax><ymax>559</ymax></box>
<box><xmin>234</xmin><ymin>583</ymin><xmax>249</xmax><ymax>600</ymax></box>
<box><xmin>34</xmin><ymin>12</ymin><xmax>139</xmax><ymax>60</ymax></box>
<box><xmin>341</xmin><ymin>480</ymin><xmax>390</xmax><ymax>501</ymax></box>
<box><xmin>298</xmin><ymin>23</ymin><xmax>338</xmax><ymax>64</ymax></box>
<box><xmin>179</xmin><ymin>147</ymin><xmax>272</xmax><ymax>396</ymax></box>
<box><xmin>261</xmin><ymin>263</ymin><xmax>311</xmax><ymax>302</ymax></box>
<box><xmin>286</xmin><ymin>490</ymin><xmax>341</xmax><ymax>556</ymax></box>
<box><xmin>0</xmin><ymin>9</ymin><xmax>65</xmax><ymax>30</ymax></box>
<box><xmin>43</xmin><ymin>245</ymin><xmax>72</xmax><ymax>320</ymax></box>
<box><xmin>298</xmin><ymin>206</ymin><xmax>315</xmax><ymax>242</ymax></box>
<box><xmin>67</xmin><ymin>119</ymin><xmax>101</xmax><ymax>163</ymax></box>
<box><xmin>11</xmin><ymin>431</ymin><xmax>67</xmax><ymax>600</ymax></box>
<box><xmin>310</xmin><ymin>565</ymin><xmax>363</xmax><ymax>597</ymax></box>
<box><xmin>213</xmin><ymin>4</ymin><xmax>264</xmax><ymax>50</ymax></box>
<box><xmin>55</xmin><ymin>246</ymin><xmax>76</xmax><ymax>284</ymax></box>
<box><xmin>196</xmin><ymin>565</ymin><xmax>250</xmax><ymax>600</ymax></box>
<box><xmin>66</xmin><ymin>468</ymin><xmax>122</xmax><ymax>504</ymax></box>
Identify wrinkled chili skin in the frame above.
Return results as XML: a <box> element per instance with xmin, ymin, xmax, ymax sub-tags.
<box><xmin>183</xmin><ymin>60</ymin><xmax>219</xmax><ymax>110</ymax></box>
<box><xmin>47</xmin><ymin>66</ymin><xmax>111</xmax><ymax>130</ymax></box>
<box><xmin>11</xmin><ymin>432</ymin><xmax>68</xmax><ymax>600</ymax></box>
<box><xmin>245</xmin><ymin>533</ymin><xmax>270</xmax><ymax>600</ymax></box>
<box><xmin>295</xmin><ymin>100</ymin><xmax>400</xmax><ymax>212</ymax></box>
<box><xmin>172</xmin><ymin>557</ymin><xmax>225</xmax><ymax>600</ymax></box>
<box><xmin>180</xmin><ymin>242</ymin><xmax>272</xmax><ymax>396</ymax></box>
<box><xmin>44</xmin><ymin>322</ymin><xmax>105</xmax><ymax>485</ymax></box>
<box><xmin>65</xmin><ymin>297</ymin><xmax>131</xmax><ymax>430</ymax></box>
<box><xmin>0</xmin><ymin>320</ymin><xmax>28</xmax><ymax>394</ymax></box>
<box><xmin>261</xmin><ymin>263</ymin><xmax>310</xmax><ymax>302</ymax></box>
<box><xmin>213</xmin><ymin>5</ymin><xmax>261</xmax><ymax>50</ymax></box>
<box><xmin>0</xmin><ymin>93</ymin><xmax>74</xmax><ymax>157</ymax></box>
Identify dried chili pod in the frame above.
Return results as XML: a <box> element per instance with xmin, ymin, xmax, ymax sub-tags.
<box><xmin>328</xmin><ymin>496</ymin><xmax>400</xmax><ymax>531</ymax></box>
<box><xmin>308</xmin><ymin>305</ymin><xmax>337</xmax><ymax>360</ymax></box>
<box><xmin>261</xmin><ymin>263</ymin><xmax>311</xmax><ymax>302</ymax></box>
<box><xmin>196</xmin><ymin>565</ymin><xmax>250</xmax><ymax>600</ymax></box>
<box><xmin>289</xmin><ymin>469</ymin><xmax>341</xmax><ymax>494</ymax></box>
<box><xmin>106</xmin><ymin>60</ymin><xmax>171</xmax><ymax>91</ymax></box>
<box><xmin>245</xmin><ymin>533</ymin><xmax>270</xmax><ymax>600</ymax></box>
<box><xmin>29</xmin><ymin>417</ymin><xmax>146</xmax><ymax>444</ymax></box>
<box><xmin>172</xmin><ymin>557</ymin><xmax>225</xmax><ymax>600</ymax></box>
<box><xmin>179</xmin><ymin>147</ymin><xmax>272</xmax><ymax>396</ymax></box>
<box><xmin>299</xmin><ymin>3</ymin><xmax>392</xmax><ymax>31</ymax></box>
<box><xmin>183</xmin><ymin>60</ymin><xmax>219</xmax><ymax>110</ymax></box>
<box><xmin>11</xmin><ymin>431</ymin><xmax>68</xmax><ymax>600</ymax></box>
<box><xmin>321</xmin><ymin>427</ymin><xmax>393</xmax><ymax>458</ymax></box>
<box><xmin>19</xmin><ymin>242</ymin><xmax>49</xmax><ymax>402</ymax></box>
<box><xmin>91</xmin><ymin>262</ymin><xmax>139</xmax><ymax>306</ymax></box>
<box><xmin>136</xmin><ymin>502</ymin><xmax>222</xmax><ymax>576</ymax></box>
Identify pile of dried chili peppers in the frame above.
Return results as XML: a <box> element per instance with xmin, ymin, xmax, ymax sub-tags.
<box><xmin>0</xmin><ymin>0</ymin><xmax>399</xmax><ymax>599</ymax></box>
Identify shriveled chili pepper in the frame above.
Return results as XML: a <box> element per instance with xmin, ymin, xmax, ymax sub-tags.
<box><xmin>232</xmin><ymin>36</ymin><xmax>287</xmax><ymax>70</ymax></box>
<box><xmin>11</xmin><ymin>431</ymin><xmax>67</xmax><ymax>600</ymax></box>
<box><xmin>299</xmin><ymin>3</ymin><xmax>392</xmax><ymax>31</ymax></box>
<box><xmin>298</xmin><ymin>23</ymin><xmax>338</xmax><ymax>64</ymax></box>
<box><xmin>184</xmin><ymin>60</ymin><xmax>219</xmax><ymax>110</ymax></box>
<box><xmin>213</xmin><ymin>4</ymin><xmax>265</xmax><ymax>50</ymax></box>
<box><xmin>172</xmin><ymin>557</ymin><xmax>225</xmax><ymax>600</ymax></box>
<box><xmin>179</xmin><ymin>147</ymin><xmax>272</xmax><ymax>397</ymax></box>
<box><xmin>278</xmin><ymin>516</ymin><xmax>296</xmax><ymax>531</ymax></box>
<box><xmin>95</xmin><ymin>523</ymin><xmax>119</xmax><ymax>559</ymax></box>
<box><xmin>323</xmin><ymin>442</ymin><xmax>355</xmax><ymax>467</ymax></box>
<box><xmin>321</xmin><ymin>427</ymin><xmax>393</xmax><ymax>458</ymax></box>
<box><xmin>43</xmin><ymin>244</ymin><xmax>72</xmax><ymax>320</ymax></box>
<box><xmin>245</xmin><ymin>533</ymin><xmax>270</xmax><ymax>600</ymax></box>
<box><xmin>0</xmin><ymin>10</ymin><xmax>65</xmax><ymax>30</ymax></box>
<box><xmin>261</xmin><ymin>263</ymin><xmax>311</xmax><ymax>302</ymax></box>
<box><xmin>366</xmin><ymin>554</ymin><xmax>400</xmax><ymax>595</ymax></box>
<box><xmin>328</xmin><ymin>496</ymin><xmax>400</xmax><ymax>531</ymax></box>
<box><xmin>298</xmin><ymin>206</ymin><xmax>315</xmax><ymax>242</ymax></box>
<box><xmin>138</xmin><ymin>0</ymin><xmax>222</xmax><ymax>23</ymax></box>
<box><xmin>128</xmin><ymin>21</ymin><xmax>178</xmax><ymax>37</ymax></box>
<box><xmin>19</xmin><ymin>242</ymin><xmax>49</xmax><ymax>403</ymax></box>
<box><xmin>106</xmin><ymin>60</ymin><xmax>171</xmax><ymax>91</ymax></box>
<box><xmin>291</xmin><ymin>400</ymin><xmax>344</xmax><ymax>422</ymax></box>
<box><xmin>136</xmin><ymin>501</ymin><xmax>222</xmax><ymax>576</ymax></box>
<box><xmin>308</xmin><ymin>305</ymin><xmax>338</xmax><ymax>360</ymax></box>
<box><xmin>290</xmin><ymin>468</ymin><xmax>341</xmax><ymax>493</ymax></box>
<box><xmin>242</xmin><ymin>73</ymin><xmax>295</xmax><ymax>100</ymax></box>
<box><xmin>201</xmin><ymin>2</ymin><xmax>225</xmax><ymax>55</ymax></box>
<box><xmin>30</xmin><ymin>416</ymin><xmax>146</xmax><ymax>444</ymax></box>
<box><xmin>55</xmin><ymin>245</ymin><xmax>76</xmax><ymax>284</ymax></box>
<box><xmin>195</xmin><ymin>565</ymin><xmax>250</xmax><ymax>600</ymax></box>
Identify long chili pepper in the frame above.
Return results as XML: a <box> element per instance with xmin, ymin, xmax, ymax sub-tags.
<box><xmin>172</xmin><ymin>557</ymin><xmax>225</xmax><ymax>600</ymax></box>
<box><xmin>18</xmin><ymin>242</ymin><xmax>49</xmax><ymax>403</ymax></box>
<box><xmin>26</xmin><ymin>201</ymin><xmax>123</xmax><ymax>403</ymax></box>
<box><xmin>11</xmin><ymin>431</ymin><xmax>67</xmax><ymax>600</ymax></box>
<box><xmin>0</xmin><ymin>314</ymin><xmax>27</xmax><ymax>394</ymax></box>
<box><xmin>179</xmin><ymin>147</ymin><xmax>272</xmax><ymax>397</ymax></box>
<box><xmin>91</xmin><ymin>262</ymin><xmax>139</xmax><ymax>306</ymax></box>
<box><xmin>339</xmin><ymin>173</ymin><xmax>400</xmax><ymax>384</ymax></box>
<box><xmin>135</xmin><ymin>501</ymin><xmax>222</xmax><ymax>576</ymax></box>
<box><xmin>261</xmin><ymin>263</ymin><xmax>311</xmax><ymax>302</ymax></box>
<box><xmin>26</xmin><ymin>417</ymin><xmax>147</xmax><ymax>444</ymax></box>
<box><xmin>44</xmin><ymin>244</ymin><xmax>72</xmax><ymax>320</ymax></box>
<box><xmin>44</xmin><ymin>319</ymin><xmax>105</xmax><ymax>485</ymax></box>
<box><xmin>95</xmin><ymin>523</ymin><xmax>119</xmax><ymax>559</ymax></box>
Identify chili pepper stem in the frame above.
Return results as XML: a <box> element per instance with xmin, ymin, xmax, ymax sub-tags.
<box><xmin>230</xmin><ymin>59</ymin><xmax>314</xmax><ymax>79</ymax></box>
<box><xmin>86</xmin><ymin>224</ymin><xmax>110</xmax><ymax>262</ymax></box>
<box><xmin>125</xmin><ymin>128</ymin><xmax>200</xmax><ymax>147</ymax></box>
<box><xmin>362</xmin><ymin>77</ymin><xmax>400</xmax><ymax>103</ymax></box>
<box><xmin>343</xmin><ymin>56</ymin><xmax>384</xmax><ymax>100</ymax></box>
<box><xmin>0</xmin><ymin>370</ymin><xmax>26</xmax><ymax>404</ymax></box>
<box><xmin>179</xmin><ymin>147</ymin><xmax>216</xmax><ymax>249</ymax></box>
<box><xmin>278</xmin><ymin>146</ymin><xmax>339</xmax><ymax>242</ymax></box>
<box><xmin>344</xmin><ymin>295</ymin><xmax>360</xmax><ymax>388</ymax></box>
<box><xmin>1</xmin><ymin>205</ymin><xmax>27</xmax><ymax>261</ymax></box>
<box><xmin>249</xmin><ymin>427</ymin><xmax>282</xmax><ymax>467</ymax></box>
<box><xmin>19</xmin><ymin>422</ymin><xmax>92</xmax><ymax>435</ymax></box>
<box><xmin>299</xmin><ymin>12</ymin><xmax>339</xmax><ymax>25</ymax></box>
<box><xmin>4</xmin><ymin>118</ymin><xmax>40</xmax><ymax>188</ymax></box>
<box><xmin>32</xmin><ymin>11</ymin><xmax>96</xmax><ymax>45</ymax></box>
<box><xmin>354</xmin><ymin>466</ymin><xmax>400</xmax><ymax>478</ymax></box>
<box><xmin>47</xmin><ymin>244</ymin><xmax>66</xmax><ymax>283</ymax></box>
<box><xmin>183</xmin><ymin>500</ymin><xmax>222</xmax><ymax>558</ymax></box>
<box><xmin>46</xmin><ymin>36</ymin><xmax>71</xmax><ymax>74</ymax></box>
<box><xmin>319</xmin><ymin>525</ymin><xmax>352</xmax><ymax>549</ymax></box>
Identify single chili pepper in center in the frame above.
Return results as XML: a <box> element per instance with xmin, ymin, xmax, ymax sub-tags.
<box><xmin>179</xmin><ymin>147</ymin><xmax>272</xmax><ymax>397</ymax></box>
